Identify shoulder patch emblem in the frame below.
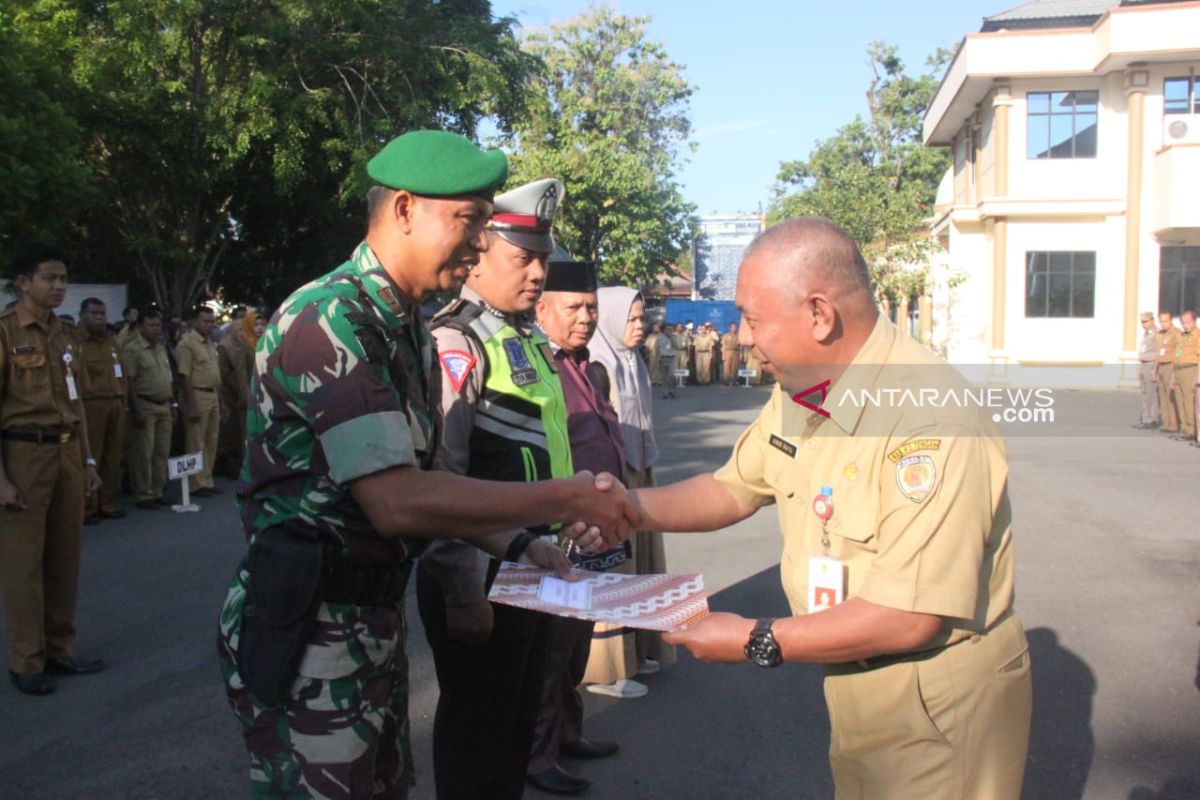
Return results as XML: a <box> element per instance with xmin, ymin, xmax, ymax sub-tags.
<box><xmin>439</xmin><ymin>349</ymin><xmax>477</xmax><ymax>394</ymax></box>
<box><xmin>887</xmin><ymin>438</ymin><xmax>941</xmax><ymax>464</ymax></box>
<box><xmin>896</xmin><ymin>454</ymin><xmax>936</xmax><ymax>503</ymax></box>
<box><xmin>768</xmin><ymin>434</ymin><xmax>797</xmax><ymax>458</ymax></box>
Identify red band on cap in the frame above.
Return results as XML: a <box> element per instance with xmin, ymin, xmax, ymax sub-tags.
<box><xmin>491</xmin><ymin>212</ymin><xmax>542</xmax><ymax>229</ymax></box>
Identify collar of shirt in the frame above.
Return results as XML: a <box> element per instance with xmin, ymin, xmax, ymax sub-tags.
<box><xmin>457</xmin><ymin>284</ymin><xmax>533</xmax><ymax>333</ymax></box>
<box><xmin>349</xmin><ymin>241</ymin><xmax>416</xmax><ymax>328</ymax></box>
<box><xmin>15</xmin><ymin>303</ymin><xmax>59</xmax><ymax>333</ymax></box>
<box><xmin>817</xmin><ymin>314</ymin><xmax>894</xmax><ymax>436</ymax></box>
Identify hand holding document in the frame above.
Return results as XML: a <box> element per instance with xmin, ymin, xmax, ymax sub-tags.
<box><xmin>488</xmin><ymin>562</ymin><xmax>710</xmax><ymax>632</ymax></box>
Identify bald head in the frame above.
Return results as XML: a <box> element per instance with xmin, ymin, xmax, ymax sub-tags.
<box><xmin>743</xmin><ymin>216</ymin><xmax>874</xmax><ymax>317</ymax></box>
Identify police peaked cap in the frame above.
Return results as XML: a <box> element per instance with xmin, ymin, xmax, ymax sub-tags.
<box><xmin>488</xmin><ymin>178</ymin><xmax>565</xmax><ymax>253</ymax></box>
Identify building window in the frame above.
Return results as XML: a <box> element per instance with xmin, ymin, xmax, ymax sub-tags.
<box><xmin>1025</xmin><ymin>251</ymin><xmax>1095</xmax><ymax>318</ymax></box>
<box><xmin>1027</xmin><ymin>91</ymin><xmax>1098</xmax><ymax>159</ymax></box>
<box><xmin>1159</xmin><ymin>246</ymin><xmax>1200</xmax><ymax>316</ymax></box>
<box><xmin>1164</xmin><ymin>76</ymin><xmax>1199</xmax><ymax>115</ymax></box>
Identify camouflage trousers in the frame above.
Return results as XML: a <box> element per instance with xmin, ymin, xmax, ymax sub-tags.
<box><xmin>217</xmin><ymin>566</ymin><xmax>415</xmax><ymax>799</ymax></box>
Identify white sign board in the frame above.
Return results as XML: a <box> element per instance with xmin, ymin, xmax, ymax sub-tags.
<box><xmin>168</xmin><ymin>452</ymin><xmax>204</xmax><ymax>480</ymax></box>
<box><xmin>673</xmin><ymin>369</ymin><xmax>691</xmax><ymax>378</ymax></box>
<box><xmin>737</xmin><ymin>369</ymin><xmax>758</xmax><ymax>378</ymax></box>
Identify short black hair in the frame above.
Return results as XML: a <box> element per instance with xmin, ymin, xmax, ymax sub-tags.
<box><xmin>9</xmin><ymin>242</ymin><xmax>68</xmax><ymax>279</ymax></box>
<box><xmin>140</xmin><ymin>306</ymin><xmax>163</xmax><ymax>322</ymax></box>
<box><xmin>123</xmin><ymin>305</ymin><xmax>138</xmax><ymax>317</ymax></box>
<box><xmin>80</xmin><ymin>297</ymin><xmax>105</xmax><ymax>314</ymax></box>
<box><xmin>189</xmin><ymin>304</ymin><xmax>214</xmax><ymax>320</ymax></box>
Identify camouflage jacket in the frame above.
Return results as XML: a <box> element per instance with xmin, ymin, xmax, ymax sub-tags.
<box><xmin>238</xmin><ymin>242</ymin><xmax>441</xmax><ymax>566</ymax></box>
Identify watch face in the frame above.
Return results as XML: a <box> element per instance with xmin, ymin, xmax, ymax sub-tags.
<box><xmin>745</xmin><ymin>633</ymin><xmax>783</xmax><ymax>668</ymax></box>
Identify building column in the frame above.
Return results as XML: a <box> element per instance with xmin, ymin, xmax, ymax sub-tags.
<box><xmin>919</xmin><ymin>294</ymin><xmax>933</xmax><ymax>346</ymax></box>
<box><xmin>1123</xmin><ymin>69</ymin><xmax>1149</xmax><ymax>354</ymax></box>
<box><xmin>991</xmin><ymin>86</ymin><xmax>1012</xmax><ymax>358</ymax></box>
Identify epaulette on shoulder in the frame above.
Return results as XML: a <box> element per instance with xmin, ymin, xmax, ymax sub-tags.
<box><xmin>431</xmin><ymin>297</ymin><xmax>483</xmax><ymax>330</ymax></box>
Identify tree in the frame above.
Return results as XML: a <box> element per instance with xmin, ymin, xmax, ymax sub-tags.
<box><xmin>505</xmin><ymin>6</ymin><xmax>698</xmax><ymax>287</ymax></box>
<box><xmin>0</xmin><ymin>9</ymin><xmax>93</xmax><ymax>254</ymax></box>
<box><xmin>9</xmin><ymin>0</ymin><xmax>536</xmax><ymax>313</ymax></box>
<box><xmin>769</xmin><ymin>42</ymin><xmax>951</xmax><ymax>301</ymax></box>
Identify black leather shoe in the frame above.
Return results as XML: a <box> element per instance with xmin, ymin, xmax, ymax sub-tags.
<box><xmin>9</xmin><ymin>671</ymin><xmax>55</xmax><ymax>695</ymax></box>
<box><xmin>44</xmin><ymin>656</ymin><xmax>105</xmax><ymax>675</ymax></box>
<box><xmin>561</xmin><ymin>737</ymin><xmax>619</xmax><ymax>759</ymax></box>
<box><xmin>154</xmin><ymin>497</ymin><xmax>172</xmax><ymax>506</ymax></box>
<box><xmin>527</xmin><ymin>765</ymin><xmax>590</xmax><ymax>795</ymax></box>
<box><xmin>98</xmin><ymin>509</ymin><xmax>126</xmax><ymax>519</ymax></box>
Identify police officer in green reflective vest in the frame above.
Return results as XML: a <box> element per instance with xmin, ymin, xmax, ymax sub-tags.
<box><xmin>417</xmin><ymin>178</ymin><xmax>574</xmax><ymax>799</ymax></box>
<box><xmin>216</xmin><ymin>135</ymin><xmax>633</xmax><ymax>800</ymax></box>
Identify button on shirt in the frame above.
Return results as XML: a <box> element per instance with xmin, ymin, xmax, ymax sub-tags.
<box><xmin>177</xmin><ymin>329</ymin><xmax>221</xmax><ymax>388</ymax></box>
<box><xmin>78</xmin><ymin>329</ymin><xmax>126</xmax><ymax>399</ymax></box>
<box><xmin>713</xmin><ymin>316</ymin><xmax>1016</xmax><ymax>650</ymax></box>
<box><xmin>0</xmin><ymin>306</ymin><xmax>84</xmax><ymax>430</ymax></box>
<box><xmin>122</xmin><ymin>335</ymin><xmax>174</xmax><ymax>402</ymax></box>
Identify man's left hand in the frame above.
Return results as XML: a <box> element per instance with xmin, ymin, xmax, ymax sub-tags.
<box><xmin>664</xmin><ymin>612</ymin><xmax>757</xmax><ymax>663</ymax></box>
<box><xmin>84</xmin><ymin>465</ymin><xmax>103</xmax><ymax>496</ymax></box>
<box><xmin>520</xmin><ymin>539</ymin><xmax>576</xmax><ymax>579</ymax></box>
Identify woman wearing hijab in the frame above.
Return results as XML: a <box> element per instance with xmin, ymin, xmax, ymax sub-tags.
<box><xmin>216</xmin><ymin>311</ymin><xmax>263</xmax><ymax>477</ymax></box>
<box><xmin>583</xmin><ymin>287</ymin><xmax>676</xmax><ymax>698</ymax></box>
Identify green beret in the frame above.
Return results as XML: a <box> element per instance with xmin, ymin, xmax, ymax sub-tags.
<box><xmin>367</xmin><ymin>130</ymin><xmax>508</xmax><ymax>198</ymax></box>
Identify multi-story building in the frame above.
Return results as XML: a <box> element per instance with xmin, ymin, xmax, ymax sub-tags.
<box><xmin>924</xmin><ymin>0</ymin><xmax>1200</xmax><ymax>384</ymax></box>
<box><xmin>691</xmin><ymin>215</ymin><xmax>764</xmax><ymax>301</ymax></box>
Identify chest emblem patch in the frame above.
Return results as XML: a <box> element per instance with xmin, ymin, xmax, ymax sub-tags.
<box><xmin>895</xmin><ymin>455</ymin><xmax>936</xmax><ymax>504</ymax></box>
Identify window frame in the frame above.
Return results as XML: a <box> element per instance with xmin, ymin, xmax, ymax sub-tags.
<box><xmin>1026</xmin><ymin>90</ymin><xmax>1099</xmax><ymax>160</ymax></box>
<box><xmin>1024</xmin><ymin>250</ymin><xmax>1097</xmax><ymax>319</ymax></box>
<box><xmin>1163</xmin><ymin>74</ymin><xmax>1199</xmax><ymax>115</ymax></box>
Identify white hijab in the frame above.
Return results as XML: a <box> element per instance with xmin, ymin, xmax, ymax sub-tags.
<box><xmin>590</xmin><ymin>287</ymin><xmax>657</xmax><ymax>470</ymax></box>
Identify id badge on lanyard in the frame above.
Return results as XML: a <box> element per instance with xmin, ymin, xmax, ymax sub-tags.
<box><xmin>808</xmin><ymin>485</ymin><xmax>845</xmax><ymax>612</ymax></box>
<box><xmin>63</xmin><ymin>349</ymin><xmax>79</xmax><ymax>401</ymax></box>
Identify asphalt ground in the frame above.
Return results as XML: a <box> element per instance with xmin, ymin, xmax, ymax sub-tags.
<box><xmin>1</xmin><ymin>381</ymin><xmax>1198</xmax><ymax>799</ymax></box>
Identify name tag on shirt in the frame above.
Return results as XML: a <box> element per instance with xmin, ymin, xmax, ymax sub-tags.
<box><xmin>66</xmin><ymin>374</ymin><xmax>79</xmax><ymax>401</ymax></box>
<box><xmin>808</xmin><ymin>557</ymin><xmax>845</xmax><ymax>612</ymax></box>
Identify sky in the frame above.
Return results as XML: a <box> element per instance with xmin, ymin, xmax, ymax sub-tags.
<box><xmin>490</xmin><ymin>0</ymin><xmax>1012</xmax><ymax>216</ymax></box>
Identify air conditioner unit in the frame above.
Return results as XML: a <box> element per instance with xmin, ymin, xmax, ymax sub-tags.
<box><xmin>1163</xmin><ymin>114</ymin><xmax>1200</xmax><ymax>146</ymax></box>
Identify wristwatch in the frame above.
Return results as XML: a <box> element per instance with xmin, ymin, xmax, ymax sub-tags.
<box><xmin>744</xmin><ymin>618</ymin><xmax>783</xmax><ymax>668</ymax></box>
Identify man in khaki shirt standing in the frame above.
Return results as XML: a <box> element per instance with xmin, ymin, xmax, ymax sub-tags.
<box><xmin>122</xmin><ymin>308</ymin><xmax>175</xmax><ymax>509</ymax></box>
<box><xmin>1156</xmin><ymin>311</ymin><xmax>1181</xmax><ymax>434</ymax></box>
<box><xmin>176</xmin><ymin>305</ymin><xmax>224</xmax><ymax>495</ymax></box>
<box><xmin>0</xmin><ymin>243</ymin><xmax>104</xmax><ymax>695</ymax></box>
<box><xmin>692</xmin><ymin>322</ymin><xmax>719</xmax><ymax>385</ymax></box>
<box><xmin>1171</xmin><ymin>310</ymin><xmax>1198</xmax><ymax>443</ymax></box>
<box><xmin>76</xmin><ymin>298</ymin><xmax>127</xmax><ymax>523</ymax></box>
<box><xmin>720</xmin><ymin>322</ymin><xmax>740</xmax><ymax>385</ymax></box>
<box><xmin>612</xmin><ymin>217</ymin><xmax>1030</xmax><ymax>799</ymax></box>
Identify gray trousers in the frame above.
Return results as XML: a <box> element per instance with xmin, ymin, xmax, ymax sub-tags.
<box><xmin>1139</xmin><ymin>361</ymin><xmax>1160</xmax><ymax>424</ymax></box>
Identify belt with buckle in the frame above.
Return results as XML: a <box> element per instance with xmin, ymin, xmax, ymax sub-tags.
<box><xmin>321</xmin><ymin>559</ymin><xmax>413</xmax><ymax>607</ymax></box>
<box><xmin>1</xmin><ymin>429</ymin><xmax>74</xmax><ymax>445</ymax></box>
<box><xmin>194</xmin><ymin>386</ymin><xmax>216</xmax><ymax>392</ymax></box>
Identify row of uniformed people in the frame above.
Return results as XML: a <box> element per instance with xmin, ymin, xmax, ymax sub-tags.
<box><xmin>1137</xmin><ymin>309</ymin><xmax>1200</xmax><ymax>445</ymax></box>
<box><xmin>646</xmin><ymin>320</ymin><xmax>765</xmax><ymax>389</ymax></box>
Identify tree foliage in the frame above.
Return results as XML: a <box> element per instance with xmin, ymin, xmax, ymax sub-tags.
<box><xmin>769</xmin><ymin>42</ymin><xmax>951</xmax><ymax>300</ymax></box>
<box><xmin>505</xmin><ymin>5</ymin><xmax>698</xmax><ymax>287</ymax></box>
<box><xmin>5</xmin><ymin>0</ymin><xmax>536</xmax><ymax>313</ymax></box>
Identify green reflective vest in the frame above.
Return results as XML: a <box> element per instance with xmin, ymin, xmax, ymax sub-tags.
<box><xmin>432</xmin><ymin>301</ymin><xmax>573</xmax><ymax>492</ymax></box>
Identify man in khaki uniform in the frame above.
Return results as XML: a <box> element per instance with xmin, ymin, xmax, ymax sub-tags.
<box><xmin>0</xmin><ymin>243</ymin><xmax>104</xmax><ymax>696</ymax></box>
<box><xmin>176</xmin><ymin>305</ymin><xmax>224</xmax><ymax>495</ymax></box>
<box><xmin>1134</xmin><ymin>311</ymin><xmax>1160</xmax><ymax>429</ymax></box>
<box><xmin>122</xmin><ymin>308</ymin><xmax>175</xmax><ymax>509</ymax></box>
<box><xmin>1155</xmin><ymin>311</ymin><xmax>1181</xmax><ymax>434</ymax></box>
<box><xmin>1171</xmin><ymin>310</ymin><xmax>1198</xmax><ymax>442</ymax></box>
<box><xmin>693</xmin><ymin>322</ymin><xmax>719</xmax><ymax>385</ymax></box>
<box><xmin>720</xmin><ymin>322</ymin><xmax>740</xmax><ymax>385</ymax></box>
<box><xmin>76</xmin><ymin>298</ymin><xmax>127</xmax><ymax>522</ymax></box>
<box><xmin>618</xmin><ymin>218</ymin><xmax>1030</xmax><ymax>799</ymax></box>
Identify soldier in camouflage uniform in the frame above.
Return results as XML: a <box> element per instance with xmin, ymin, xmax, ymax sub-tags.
<box><xmin>216</xmin><ymin>130</ymin><xmax>635</xmax><ymax>800</ymax></box>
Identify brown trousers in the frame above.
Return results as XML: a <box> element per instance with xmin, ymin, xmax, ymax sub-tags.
<box><xmin>1156</xmin><ymin>362</ymin><xmax>1178</xmax><ymax>431</ymax></box>
<box><xmin>186</xmin><ymin>390</ymin><xmax>220</xmax><ymax>491</ymax></box>
<box><xmin>83</xmin><ymin>396</ymin><xmax>125</xmax><ymax>516</ymax></box>
<box><xmin>130</xmin><ymin>402</ymin><xmax>172</xmax><ymax>502</ymax></box>
<box><xmin>0</xmin><ymin>438</ymin><xmax>85</xmax><ymax>675</ymax></box>
<box><xmin>1175</xmin><ymin>365</ymin><xmax>1197</xmax><ymax>437</ymax></box>
<box><xmin>722</xmin><ymin>350</ymin><xmax>739</xmax><ymax>384</ymax></box>
<box><xmin>695</xmin><ymin>351</ymin><xmax>714</xmax><ymax>385</ymax></box>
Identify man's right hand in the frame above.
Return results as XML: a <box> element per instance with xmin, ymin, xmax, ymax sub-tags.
<box><xmin>0</xmin><ymin>480</ymin><xmax>28</xmax><ymax>511</ymax></box>
<box><xmin>446</xmin><ymin>600</ymin><xmax>494</xmax><ymax>645</ymax></box>
<box><xmin>561</xmin><ymin>471</ymin><xmax>640</xmax><ymax>550</ymax></box>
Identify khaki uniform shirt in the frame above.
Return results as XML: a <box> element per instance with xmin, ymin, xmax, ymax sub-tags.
<box><xmin>1173</xmin><ymin>329</ymin><xmax>1200</xmax><ymax>366</ymax></box>
<box><xmin>714</xmin><ymin>316</ymin><xmax>1015</xmax><ymax>650</ymax></box>
<box><xmin>176</xmin><ymin>329</ymin><xmax>220</xmax><ymax>388</ymax></box>
<box><xmin>122</xmin><ymin>335</ymin><xmax>174</xmax><ymax>403</ymax></box>
<box><xmin>0</xmin><ymin>306</ymin><xmax>84</xmax><ymax>430</ymax></box>
<box><xmin>693</xmin><ymin>331</ymin><xmax>719</xmax><ymax>353</ymax></box>
<box><xmin>721</xmin><ymin>332</ymin><xmax>739</xmax><ymax>354</ymax></box>
<box><xmin>1138</xmin><ymin>329</ymin><xmax>1157</xmax><ymax>363</ymax></box>
<box><xmin>1157</xmin><ymin>327</ymin><xmax>1180</xmax><ymax>364</ymax></box>
<box><xmin>77</xmin><ymin>329</ymin><xmax>126</xmax><ymax>400</ymax></box>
